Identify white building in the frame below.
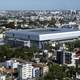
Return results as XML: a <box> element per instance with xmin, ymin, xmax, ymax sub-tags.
<box><xmin>5</xmin><ymin>59</ymin><xmax>19</xmax><ymax>69</ymax></box>
<box><xmin>5</xmin><ymin>60</ymin><xmax>13</xmax><ymax>68</ymax></box>
<box><xmin>0</xmin><ymin>74</ymin><xmax>6</xmax><ymax>80</ymax></box>
<box><xmin>18</xmin><ymin>63</ymin><xmax>33</xmax><ymax>80</ymax></box>
<box><xmin>68</xmin><ymin>52</ymin><xmax>76</xmax><ymax>67</ymax></box>
<box><xmin>76</xmin><ymin>73</ymin><xmax>80</xmax><ymax>79</ymax></box>
<box><xmin>0</xmin><ymin>33</ymin><xmax>5</xmax><ymax>46</ymax></box>
<box><xmin>12</xmin><ymin>60</ymin><xmax>19</xmax><ymax>69</ymax></box>
<box><xmin>0</xmin><ymin>33</ymin><xmax>4</xmax><ymax>39</ymax></box>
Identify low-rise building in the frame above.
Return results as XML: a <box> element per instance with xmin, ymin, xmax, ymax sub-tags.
<box><xmin>5</xmin><ymin>59</ymin><xmax>19</xmax><ymax>69</ymax></box>
<box><xmin>0</xmin><ymin>74</ymin><xmax>6</xmax><ymax>80</ymax></box>
<box><xmin>67</xmin><ymin>52</ymin><xmax>76</xmax><ymax>67</ymax></box>
<box><xmin>32</xmin><ymin>63</ymin><xmax>48</xmax><ymax>76</ymax></box>
<box><xmin>32</xmin><ymin>67</ymin><xmax>40</xmax><ymax>78</ymax></box>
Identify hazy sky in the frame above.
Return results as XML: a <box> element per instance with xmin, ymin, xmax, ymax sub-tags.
<box><xmin>0</xmin><ymin>0</ymin><xmax>80</xmax><ymax>10</ymax></box>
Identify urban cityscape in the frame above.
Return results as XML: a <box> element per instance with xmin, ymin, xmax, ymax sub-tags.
<box><xmin>0</xmin><ymin>0</ymin><xmax>80</xmax><ymax>80</ymax></box>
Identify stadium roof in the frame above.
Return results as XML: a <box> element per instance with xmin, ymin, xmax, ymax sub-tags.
<box><xmin>7</xmin><ymin>28</ymin><xmax>79</xmax><ymax>35</ymax></box>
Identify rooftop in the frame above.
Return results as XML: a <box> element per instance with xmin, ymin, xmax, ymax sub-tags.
<box><xmin>6</xmin><ymin>28</ymin><xmax>80</xmax><ymax>35</ymax></box>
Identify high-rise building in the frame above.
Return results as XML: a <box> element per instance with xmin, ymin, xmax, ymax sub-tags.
<box><xmin>18</xmin><ymin>63</ymin><xmax>33</xmax><ymax>80</ymax></box>
<box><xmin>57</xmin><ymin>50</ymin><xmax>72</xmax><ymax>65</ymax></box>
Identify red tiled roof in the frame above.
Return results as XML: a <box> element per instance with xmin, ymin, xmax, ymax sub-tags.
<box><xmin>76</xmin><ymin>50</ymin><xmax>80</xmax><ymax>57</ymax></box>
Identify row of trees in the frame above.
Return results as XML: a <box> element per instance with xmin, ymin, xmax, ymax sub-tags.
<box><xmin>40</xmin><ymin>64</ymin><xmax>76</xmax><ymax>80</ymax></box>
<box><xmin>28</xmin><ymin>18</ymin><xmax>64</xmax><ymax>27</ymax></box>
<box><xmin>2</xmin><ymin>18</ymin><xmax>65</xmax><ymax>29</ymax></box>
<box><xmin>65</xmin><ymin>39</ymin><xmax>80</xmax><ymax>51</ymax></box>
<box><xmin>0</xmin><ymin>45</ymin><xmax>39</xmax><ymax>61</ymax></box>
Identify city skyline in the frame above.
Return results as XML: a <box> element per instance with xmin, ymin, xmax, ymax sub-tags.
<box><xmin>0</xmin><ymin>0</ymin><xmax>80</xmax><ymax>10</ymax></box>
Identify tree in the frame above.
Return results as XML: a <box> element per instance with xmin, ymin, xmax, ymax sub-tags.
<box><xmin>6</xmin><ymin>22</ymin><xmax>15</xmax><ymax>28</ymax></box>
<box><xmin>40</xmin><ymin>64</ymin><xmax>76</xmax><ymax>80</ymax></box>
<box><xmin>0</xmin><ymin>45</ymin><xmax>40</xmax><ymax>61</ymax></box>
<box><xmin>41</xmin><ymin>64</ymin><xmax>66</xmax><ymax>80</ymax></box>
<box><xmin>48</xmin><ymin>18</ymin><xmax>56</xmax><ymax>27</ymax></box>
<box><xmin>65</xmin><ymin>39</ymin><xmax>80</xmax><ymax>51</ymax></box>
<box><xmin>59</xmin><ymin>18</ymin><xmax>64</xmax><ymax>25</ymax></box>
<box><xmin>0</xmin><ymin>45</ymin><xmax>13</xmax><ymax>61</ymax></box>
<box><xmin>12</xmin><ymin>46</ymin><xmax>39</xmax><ymax>61</ymax></box>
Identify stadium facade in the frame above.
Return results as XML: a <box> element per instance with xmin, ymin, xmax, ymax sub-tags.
<box><xmin>5</xmin><ymin>28</ymin><xmax>80</xmax><ymax>48</ymax></box>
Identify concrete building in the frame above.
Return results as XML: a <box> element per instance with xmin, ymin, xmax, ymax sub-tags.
<box><xmin>18</xmin><ymin>63</ymin><xmax>33</xmax><ymax>80</ymax></box>
<box><xmin>32</xmin><ymin>63</ymin><xmax>48</xmax><ymax>76</ymax></box>
<box><xmin>56</xmin><ymin>50</ymin><xmax>72</xmax><ymax>65</ymax></box>
<box><xmin>32</xmin><ymin>67</ymin><xmax>40</xmax><ymax>78</ymax></box>
<box><xmin>56</xmin><ymin>50</ymin><xmax>79</xmax><ymax>67</ymax></box>
<box><xmin>0</xmin><ymin>74</ymin><xmax>6</xmax><ymax>80</ymax></box>
<box><xmin>5</xmin><ymin>28</ymin><xmax>80</xmax><ymax>48</ymax></box>
<box><xmin>5</xmin><ymin>60</ymin><xmax>13</xmax><ymax>68</ymax></box>
<box><xmin>0</xmin><ymin>33</ymin><xmax>5</xmax><ymax>46</ymax></box>
<box><xmin>5</xmin><ymin>59</ymin><xmax>19</xmax><ymax>69</ymax></box>
<box><xmin>67</xmin><ymin>52</ymin><xmax>76</xmax><ymax>67</ymax></box>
